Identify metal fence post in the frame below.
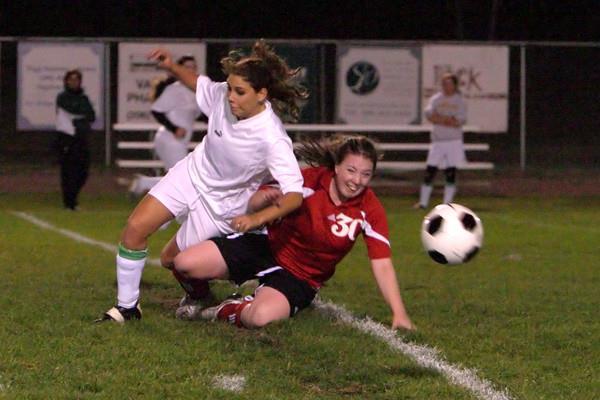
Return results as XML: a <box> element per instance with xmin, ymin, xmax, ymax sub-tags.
<box><xmin>104</xmin><ymin>41</ymin><xmax>111</xmax><ymax>167</ymax></box>
<box><xmin>520</xmin><ymin>44</ymin><xmax>526</xmax><ymax>171</ymax></box>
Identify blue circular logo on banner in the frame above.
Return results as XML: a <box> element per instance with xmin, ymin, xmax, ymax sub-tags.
<box><xmin>346</xmin><ymin>61</ymin><xmax>379</xmax><ymax>95</ymax></box>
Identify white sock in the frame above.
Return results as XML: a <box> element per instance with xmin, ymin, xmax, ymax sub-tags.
<box><xmin>116</xmin><ymin>254</ymin><xmax>146</xmax><ymax>308</ymax></box>
<box><xmin>444</xmin><ymin>185</ymin><xmax>457</xmax><ymax>204</ymax></box>
<box><xmin>419</xmin><ymin>184</ymin><xmax>433</xmax><ymax>208</ymax></box>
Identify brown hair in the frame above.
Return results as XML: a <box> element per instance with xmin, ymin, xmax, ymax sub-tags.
<box><xmin>151</xmin><ymin>55</ymin><xmax>197</xmax><ymax>101</ymax></box>
<box><xmin>441</xmin><ymin>73</ymin><xmax>459</xmax><ymax>89</ymax></box>
<box><xmin>63</xmin><ymin>69</ymin><xmax>82</xmax><ymax>84</ymax></box>
<box><xmin>295</xmin><ymin>134</ymin><xmax>381</xmax><ymax>171</ymax></box>
<box><xmin>220</xmin><ymin>40</ymin><xmax>309</xmax><ymax>122</ymax></box>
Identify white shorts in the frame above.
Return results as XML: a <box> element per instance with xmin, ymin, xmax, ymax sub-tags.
<box><xmin>426</xmin><ymin>140</ymin><xmax>466</xmax><ymax>169</ymax></box>
<box><xmin>148</xmin><ymin>156</ymin><xmax>234</xmax><ymax>251</ymax></box>
<box><xmin>153</xmin><ymin>129</ymin><xmax>189</xmax><ymax>170</ymax></box>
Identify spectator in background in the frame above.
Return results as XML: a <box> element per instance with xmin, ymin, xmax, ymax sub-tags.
<box><xmin>129</xmin><ymin>55</ymin><xmax>202</xmax><ymax>195</ymax></box>
<box><xmin>55</xmin><ymin>69</ymin><xmax>96</xmax><ymax>211</ymax></box>
<box><xmin>415</xmin><ymin>73</ymin><xmax>467</xmax><ymax>209</ymax></box>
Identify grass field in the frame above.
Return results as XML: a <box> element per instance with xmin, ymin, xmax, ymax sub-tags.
<box><xmin>0</xmin><ymin>191</ymin><xmax>598</xmax><ymax>399</ymax></box>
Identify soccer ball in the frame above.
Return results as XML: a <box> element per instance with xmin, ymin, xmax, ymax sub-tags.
<box><xmin>421</xmin><ymin>203</ymin><xmax>483</xmax><ymax>265</ymax></box>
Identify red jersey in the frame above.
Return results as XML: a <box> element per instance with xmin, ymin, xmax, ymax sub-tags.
<box><xmin>267</xmin><ymin>166</ymin><xmax>391</xmax><ymax>289</ymax></box>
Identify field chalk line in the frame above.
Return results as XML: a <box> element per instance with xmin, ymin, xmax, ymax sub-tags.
<box><xmin>211</xmin><ymin>374</ymin><xmax>246</xmax><ymax>393</ymax></box>
<box><xmin>11</xmin><ymin>211</ymin><xmax>513</xmax><ymax>400</ymax></box>
<box><xmin>314</xmin><ymin>299</ymin><xmax>513</xmax><ymax>400</ymax></box>
<box><xmin>10</xmin><ymin>211</ymin><xmax>162</xmax><ymax>266</ymax></box>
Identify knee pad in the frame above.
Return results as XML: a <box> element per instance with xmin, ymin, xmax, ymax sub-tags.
<box><xmin>445</xmin><ymin>168</ymin><xmax>457</xmax><ymax>184</ymax></box>
<box><xmin>424</xmin><ymin>166</ymin><xmax>438</xmax><ymax>185</ymax></box>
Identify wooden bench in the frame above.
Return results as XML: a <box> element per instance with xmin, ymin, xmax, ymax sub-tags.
<box><xmin>113</xmin><ymin>123</ymin><xmax>494</xmax><ymax>172</ymax></box>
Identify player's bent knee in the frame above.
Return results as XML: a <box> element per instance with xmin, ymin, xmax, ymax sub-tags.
<box><xmin>424</xmin><ymin>166</ymin><xmax>437</xmax><ymax>185</ymax></box>
<box><xmin>245</xmin><ymin>305</ymin><xmax>280</xmax><ymax>328</ymax></box>
<box><xmin>173</xmin><ymin>252</ymin><xmax>193</xmax><ymax>276</ymax></box>
<box><xmin>445</xmin><ymin>168</ymin><xmax>457</xmax><ymax>184</ymax></box>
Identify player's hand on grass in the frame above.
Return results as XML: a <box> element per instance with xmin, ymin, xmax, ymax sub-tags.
<box><xmin>230</xmin><ymin>214</ymin><xmax>261</xmax><ymax>233</ymax></box>
<box><xmin>392</xmin><ymin>314</ymin><xmax>415</xmax><ymax>331</ymax></box>
<box><xmin>148</xmin><ymin>49</ymin><xmax>174</xmax><ymax>70</ymax></box>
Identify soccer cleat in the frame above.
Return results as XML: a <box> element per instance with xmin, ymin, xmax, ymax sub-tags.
<box><xmin>199</xmin><ymin>298</ymin><xmax>247</xmax><ymax>325</ymax></box>
<box><xmin>200</xmin><ymin>299</ymin><xmax>244</xmax><ymax>324</ymax></box>
<box><xmin>175</xmin><ymin>292</ymin><xmax>216</xmax><ymax>320</ymax></box>
<box><xmin>96</xmin><ymin>304</ymin><xmax>142</xmax><ymax>323</ymax></box>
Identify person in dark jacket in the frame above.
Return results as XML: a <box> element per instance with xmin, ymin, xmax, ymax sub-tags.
<box><xmin>55</xmin><ymin>69</ymin><xmax>96</xmax><ymax>210</ymax></box>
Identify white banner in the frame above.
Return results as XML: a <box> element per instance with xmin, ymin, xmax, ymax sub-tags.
<box><xmin>422</xmin><ymin>45</ymin><xmax>509</xmax><ymax>132</ymax></box>
<box><xmin>117</xmin><ymin>42</ymin><xmax>206</xmax><ymax>124</ymax></box>
<box><xmin>336</xmin><ymin>46</ymin><xmax>421</xmax><ymax>124</ymax></box>
<box><xmin>17</xmin><ymin>42</ymin><xmax>104</xmax><ymax>130</ymax></box>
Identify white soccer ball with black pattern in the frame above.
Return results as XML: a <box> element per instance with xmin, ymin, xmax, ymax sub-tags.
<box><xmin>421</xmin><ymin>203</ymin><xmax>483</xmax><ymax>265</ymax></box>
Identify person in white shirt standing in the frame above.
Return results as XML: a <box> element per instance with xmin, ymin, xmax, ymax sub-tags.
<box><xmin>98</xmin><ymin>40</ymin><xmax>307</xmax><ymax>323</ymax></box>
<box><xmin>416</xmin><ymin>73</ymin><xmax>467</xmax><ymax>209</ymax></box>
<box><xmin>129</xmin><ymin>55</ymin><xmax>202</xmax><ymax>195</ymax></box>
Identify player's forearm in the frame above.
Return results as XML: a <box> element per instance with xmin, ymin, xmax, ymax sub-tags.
<box><xmin>427</xmin><ymin>112</ymin><xmax>445</xmax><ymax>125</ymax></box>
<box><xmin>371</xmin><ymin>259</ymin><xmax>410</xmax><ymax>318</ymax></box>
<box><xmin>168</xmin><ymin>64</ymin><xmax>199</xmax><ymax>91</ymax></box>
<box><xmin>247</xmin><ymin>189</ymin><xmax>276</xmax><ymax>213</ymax></box>
<box><xmin>251</xmin><ymin>192</ymin><xmax>302</xmax><ymax>226</ymax></box>
<box><xmin>151</xmin><ymin>111</ymin><xmax>179</xmax><ymax>133</ymax></box>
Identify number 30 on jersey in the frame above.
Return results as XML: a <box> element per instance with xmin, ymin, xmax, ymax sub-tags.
<box><xmin>330</xmin><ymin>213</ymin><xmax>362</xmax><ymax>241</ymax></box>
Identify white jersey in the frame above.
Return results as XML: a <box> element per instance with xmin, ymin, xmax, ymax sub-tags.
<box><xmin>187</xmin><ymin>76</ymin><xmax>303</xmax><ymax>220</ymax></box>
<box><xmin>151</xmin><ymin>81</ymin><xmax>201</xmax><ymax>143</ymax></box>
<box><xmin>425</xmin><ymin>92</ymin><xmax>467</xmax><ymax>142</ymax></box>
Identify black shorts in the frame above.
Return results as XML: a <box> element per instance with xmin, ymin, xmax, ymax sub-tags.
<box><xmin>209</xmin><ymin>233</ymin><xmax>317</xmax><ymax>316</ymax></box>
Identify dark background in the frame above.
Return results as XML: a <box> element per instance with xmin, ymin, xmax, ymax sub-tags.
<box><xmin>2</xmin><ymin>0</ymin><xmax>599</xmax><ymax>41</ymax></box>
<box><xmin>0</xmin><ymin>1</ymin><xmax>599</xmax><ymax>170</ymax></box>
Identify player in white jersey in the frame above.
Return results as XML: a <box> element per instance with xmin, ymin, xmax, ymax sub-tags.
<box><xmin>98</xmin><ymin>40</ymin><xmax>308</xmax><ymax>323</ymax></box>
<box><xmin>416</xmin><ymin>73</ymin><xmax>467</xmax><ymax>209</ymax></box>
<box><xmin>129</xmin><ymin>55</ymin><xmax>202</xmax><ymax>195</ymax></box>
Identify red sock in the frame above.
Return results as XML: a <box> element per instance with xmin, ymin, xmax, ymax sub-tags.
<box><xmin>217</xmin><ymin>300</ymin><xmax>252</xmax><ymax>328</ymax></box>
<box><xmin>171</xmin><ymin>269</ymin><xmax>210</xmax><ymax>300</ymax></box>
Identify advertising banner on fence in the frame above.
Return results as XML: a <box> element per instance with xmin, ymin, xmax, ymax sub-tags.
<box><xmin>336</xmin><ymin>46</ymin><xmax>421</xmax><ymax>125</ymax></box>
<box><xmin>118</xmin><ymin>42</ymin><xmax>206</xmax><ymax>124</ymax></box>
<box><xmin>17</xmin><ymin>42</ymin><xmax>104</xmax><ymax>130</ymax></box>
<box><xmin>422</xmin><ymin>45</ymin><xmax>509</xmax><ymax>132</ymax></box>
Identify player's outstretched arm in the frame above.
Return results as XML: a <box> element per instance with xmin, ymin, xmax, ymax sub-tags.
<box><xmin>370</xmin><ymin>258</ymin><xmax>415</xmax><ymax>331</ymax></box>
<box><xmin>231</xmin><ymin>192</ymin><xmax>302</xmax><ymax>233</ymax></box>
<box><xmin>148</xmin><ymin>49</ymin><xmax>198</xmax><ymax>91</ymax></box>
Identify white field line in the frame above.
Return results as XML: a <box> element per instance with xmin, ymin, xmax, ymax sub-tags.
<box><xmin>314</xmin><ymin>299</ymin><xmax>513</xmax><ymax>400</ymax></box>
<box><xmin>12</xmin><ymin>211</ymin><xmax>513</xmax><ymax>400</ymax></box>
<box><xmin>211</xmin><ymin>374</ymin><xmax>246</xmax><ymax>393</ymax></box>
<box><xmin>10</xmin><ymin>211</ymin><xmax>161</xmax><ymax>266</ymax></box>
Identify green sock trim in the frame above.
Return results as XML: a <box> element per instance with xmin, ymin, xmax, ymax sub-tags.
<box><xmin>118</xmin><ymin>243</ymin><xmax>148</xmax><ymax>261</ymax></box>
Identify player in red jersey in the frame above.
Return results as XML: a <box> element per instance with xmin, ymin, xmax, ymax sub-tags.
<box><xmin>171</xmin><ymin>135</ymin><xmax>414</xmax><ymax>330</ymax></box>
